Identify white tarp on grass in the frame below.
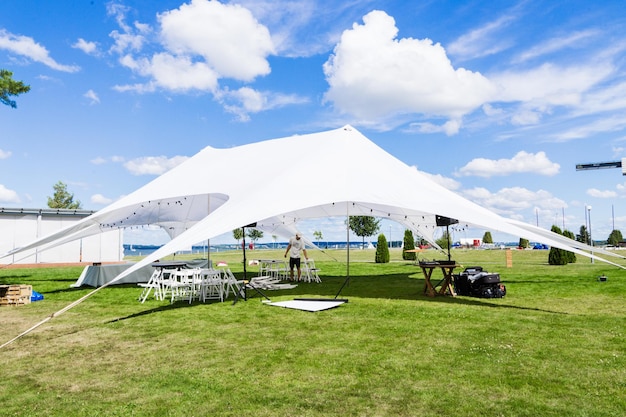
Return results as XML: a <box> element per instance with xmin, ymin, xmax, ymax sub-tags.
<box><xmin>266</xmin><ymin>299</ymin><xmax>348</xmax><ymax>312</ymax></box>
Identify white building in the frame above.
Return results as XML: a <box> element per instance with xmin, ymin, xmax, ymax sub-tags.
<box><xmin>0</xmin><ymin>207</ymin><xmax>124</xmax><ymax>265</ymax></box>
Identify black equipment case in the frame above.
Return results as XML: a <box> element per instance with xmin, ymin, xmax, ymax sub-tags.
<box><xmin>453</xmin><ymin>266</ymin><xmax>506</xmax><ymax>298</ymax></box>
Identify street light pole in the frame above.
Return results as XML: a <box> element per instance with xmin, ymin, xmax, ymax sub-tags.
<box><xmin>587</xmin><ymin>206</ymin><xmax>594</xmax><ymax>263</ymax></box>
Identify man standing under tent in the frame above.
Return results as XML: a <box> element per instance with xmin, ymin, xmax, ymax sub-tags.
<box><xmin>284</xmin><ymin>232</ymin><xmax>308</xmax><ymax>281</ymax></box>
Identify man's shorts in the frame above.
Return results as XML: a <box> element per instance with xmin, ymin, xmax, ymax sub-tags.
<box><xmin>289</xmin><ymin>257</ymin><xmax>301</xmax><ymax>269</ymax></box>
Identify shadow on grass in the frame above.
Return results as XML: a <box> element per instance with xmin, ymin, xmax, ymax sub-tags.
<box><xmin>105</xmin><ymin>300</ymin><xmax>216</xmax><ymax>323</ymax></box>
<box><xmin>108</xmin><ymin>272</ymin><xmax>567</xmax><ymax>317</ymax></box>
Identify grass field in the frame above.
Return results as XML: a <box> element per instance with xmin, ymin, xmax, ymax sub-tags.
<box><xmin>1</xmin><ymin>248</ymin><xmax>625</xmax><ymax>416</ymax></box>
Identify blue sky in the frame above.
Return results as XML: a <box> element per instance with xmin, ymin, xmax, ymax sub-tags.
<box><xmin>2</xmin><ymin>0</ymin><xmax>626</xmax><ymax>246</ymax></box>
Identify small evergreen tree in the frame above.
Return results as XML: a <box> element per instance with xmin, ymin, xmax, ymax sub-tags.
<box><xmin>519</xmin><ymin>238</ymin><xmax>529</xmax><ymax>249</ymax></box>
<box><xmin>607</xmin><ymin>229</ymin><xmax>623</xmax><ymax>247</ymax></box>
<box><xmin>482</xmin><ymin>231</ymin><xmax>493</xmax><ymax>244</ymax></box>
<box><xmin>548</xmin><ymin>225</ymin><xmax>568</xmax><ymax>265</ymax></box>
<box><xmin>562</xmin><ymin>229</ymin><xmax>577</xmax><ymax>263</ymax></box>
<box><xmin>375</xmin><ymin>234</ymin><xmax>390</xmax><ymax>263</ymax></box>
<box><xmin>576</xmin><ymin>225</ymin><xmax>590</xmax><ymax>245</ymax></box>
<box><xmin>436</xmin><ymin>230</ymin><xmax>451</xmax><ymax>251</ymax></box>
<box><xmin>402</xmin><ymin>229</ymin><xmax>416</xmax><ymax>260</ymax></box>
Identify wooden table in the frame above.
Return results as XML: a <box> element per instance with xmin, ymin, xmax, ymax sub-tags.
<box><xmin>404</xmin><ymin>248</ymin><xmax>424</xmax><ymax>265</ymax></box>
<box><xmin>419</xmin><ymin>262</ymin><xmax>459</xmax><ymax>297</ymax></box>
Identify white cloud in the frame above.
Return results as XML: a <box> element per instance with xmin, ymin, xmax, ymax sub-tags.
<box><xmin>491</xmin><ymin>63</ymin><xmax>612</xmax><ymax>106</ymax></box>
<box><xmin>463</xmin><ymin>186</ymin><xmax>566</xmax><ymax>217</ymax></box>
<box><xmin>90</xmin><ymin>157</ymin><xmax>107</xmax><ymax>165</ymax></box>
<box><xmin>219</xmin><ymin>86</ymin><xmax>309</xmax><ymax>121</ymax></box>
<box><xmin>73</xmin><ymin>38</ymin><xmax>98</xmax><ymax>55</ymax></box>
<box><xmin>109</xmin><ymin>29</ymin><xmax>147</xmax><ymax>55</ymax></box>
<box><xmin>124</xmin><ymin>155</ymin><xmax>188</xmax><ymax>176</ymax></box>
<box><xmin>106</xmin><ymin>3</ymin><xmax>133</xmax><ymax>33</ymax></box>
<box><xmin>158</xmin><ymin>0</ymin><xmax>274</xmax><ymax>82</ymax></box>
<box><xmin>0</xmin><ymin>184</ymin><xmax>20</xmax><ymax>203</ymax></box>
<box><xmin>456</xmin><ymin>151</ymin><xmax>560</xmax><ymax>178</ymax></box>
<box><xmin>447</xmin><ymin>14</ymin><xmax>515</xmax><ymax>61</ymax></box>
<box><xmin>0</xmin><ymin>29</ymin><xmax>80</xmax><ymax>72</ymax></box>
<box><xmin>91</xmin><ymin>194</ymin><xmax>113</xmax><ymax>205</ymax></box>
<box><xmin>323</xmin><ymin>10</ymin><xmax>496</xmax><ymax>127</ymax></box>
<box><xmin>587</xmin><ymin>188</ymin><xmax>617</xmax><ymax>198</ymax></box>
<box><xmin>614</xmin><ymin>182</ymin><xmax>626</xmax><ymax>196</ymax></box>
<box><xmin>419</xmin><ymin>171</ymin><xmax>461</xmax><ymax>191</ymax></box>
<box><xmin>118</xmin><ymin>53</ymin><xmax>218</xmax><ymax>93</ymax></box>
<box><xmin>0</xmin><ymin>149</ymin><xmax>11</xmax><ymax>159</ymax></box>
<box><xmin>550</xmin><ymin>115</ymin><xmax>626</xmax><ymax>142</ymax></box>
<box><xmin>407</xmin><ymin>119</ymin><xmax>463</xmax><ymax>136</ymax></box>
<box><xmin>84</xmin><ymin>89</ymin><xmax>100</xmax><ymax>105</ymax></box>
<box><xmin>513</xmin><ymin>30</ymin><xmax>598</xmax><ymax>63</ymax></box>
<box><xmin>113</xmin><ymin>0</ymin><xmax>275</xmax><ymax>107</ymax></box>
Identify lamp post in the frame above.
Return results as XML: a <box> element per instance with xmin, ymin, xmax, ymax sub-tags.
<box><xmin>587</xmin><ymin>206</ymin><xmax>594</xmax><ymax>263</ymax></box>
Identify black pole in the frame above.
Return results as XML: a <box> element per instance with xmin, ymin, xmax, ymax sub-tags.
<box><xmin>242</xmin><ymin>227</ymin><xmax>247</xmax><ymax>281</ymax></box>
<box><xmin>335</xmin><ymin>204</ymin><xmax>350</xmax><ymax>299</ymax></box>
<box><xmin>446</xmin><ymin>224</ymin><xmax>451</xmax><ymax>262</ymax></box>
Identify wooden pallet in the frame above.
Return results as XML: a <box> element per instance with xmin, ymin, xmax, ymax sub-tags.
<box><xmin>0</xmin><ymin>284</ymin><xmax>32</xmax><ymax>306</ymax></box>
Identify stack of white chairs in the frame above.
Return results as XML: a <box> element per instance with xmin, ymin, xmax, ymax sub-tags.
<box><xmin>197</xmin><ymin>268</ymin><xmax>224</xmax><ymax>302</ymax></box>
<box><xmin>169</xmin><ymin>268</ymin><xmax>198</xmax><ymax>304</ymax></box>
<box><xmin>259</xmin><ymin>260</ymin><xmax>289</xmax><ymax>281</ymax></box>
<box><xmin>302</xmin><ymin>259</ymin><xmax>322</xmax><ymax>283</ymax></box>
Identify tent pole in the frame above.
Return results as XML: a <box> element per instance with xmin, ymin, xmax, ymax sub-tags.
<box><xmin>447</xmin><ymin>224</ymin><xmax>451</xmax><ymax>262</ymax></box>
<box><xmin>347</xmin><ymin>204</ymin><xmax>350</xmax><ymax>283</ymax></box>
<box><xmin>242</xmin><ymin>227</ymin><xmax>247</xmax><ymax>281</ymax></box>
<box><xmin>334</xmin><ymin>202</ymin><xmax>350</xmax><ymax>299</ymax></box>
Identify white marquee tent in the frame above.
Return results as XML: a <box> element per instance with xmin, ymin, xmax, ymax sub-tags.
<box><xmin>3</xmin><ymin>125</ymin><xmax>624</xmax><ymax>282</ymax></box>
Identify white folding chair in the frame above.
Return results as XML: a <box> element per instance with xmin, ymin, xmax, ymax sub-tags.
<box><xmin>198</xmin><ymin>268</ymin><xmax>224</xmax><ymax>302</ymax></box>
<box><xmin>169</xmin><ymin>269</ymin><xmax>196</xmax><ymax>303</ymax></box>
<box><xmin>138</xmin><ymin>269</ymin><xmax>164</xmax><ymax>303</ymax></box>
<box><xmin>222</xmin><ymin>268</ymin><xmax>244</xmax><ymax>300</ymax></box>
<box><xmin>304</xmin><ymin>259</ymin><xmax>322</xmax><ymax>283</ymax></box>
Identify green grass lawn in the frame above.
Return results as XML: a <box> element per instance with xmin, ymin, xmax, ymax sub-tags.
<box><xmin>1</xmin><ymin>248</ymin><xmax>625</xmax><ymax>416</ymax></box>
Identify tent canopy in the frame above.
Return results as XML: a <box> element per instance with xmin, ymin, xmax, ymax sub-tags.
<box><xmin>3</xmin><ymin>125</ymin><xmax>624</xmax><ymax>280</ymax></box>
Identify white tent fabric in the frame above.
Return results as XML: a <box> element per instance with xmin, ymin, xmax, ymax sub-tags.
<box><xmin>3</xmin><ymin>125</ymin><xmax>624</xmax><ymax>280</ymax></box>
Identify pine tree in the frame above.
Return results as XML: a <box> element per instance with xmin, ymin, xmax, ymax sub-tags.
<box><xmin>402</xmin><ymin>229</ymin><xmax>416</xmax><ymax>260</ymax></box>
<box><xmin>47</xmin><ymin>181</ymin><xmax>81</xmax><ymax>209</ymax></box>
<box><xmin>562</xmin><ymin>229</ymin><xmax>577</xmax><ymax>263</ymax></box>
<box><xmin>1</xmin><ymin>69</ymin><xmax>30</xmax><ymax>108</ymax></box>
<box><xmin>548</xmin><ymin>225</ymin><xmax>568</xmax><ymax>265</ymax></box>
<box><xmin>375</xmin><ymin>234</ymin><xmax>390</xmax><ymax>263</ymax></box>
<box><xmin>607</xmin><ymin>229</ymin><xmax>623</xmax><ymax>247</ymax></box>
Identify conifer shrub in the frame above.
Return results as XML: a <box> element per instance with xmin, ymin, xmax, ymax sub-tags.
<box><xmin>402</xmin><ymin>229</ymin><xmax>416</xmax><ymax>260</ymax></box>
<box><xmin>548</xmin><ymin>225</ymin><xmax>568</xmax><ymax>265</ymax></box>
<box><xmin>562</xmin><ymin>229</ymin><xmax>577</xmax><ymax>263</ymax></box>
<box><xmin>519</xmin><ymin>238</ymin><xmax>529</xmax><ymax>249</ymax></box>
<box><xmin>375</xmin><ymin>234</ymin><xmax>390</xmax><ymax>263</ymax></box>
